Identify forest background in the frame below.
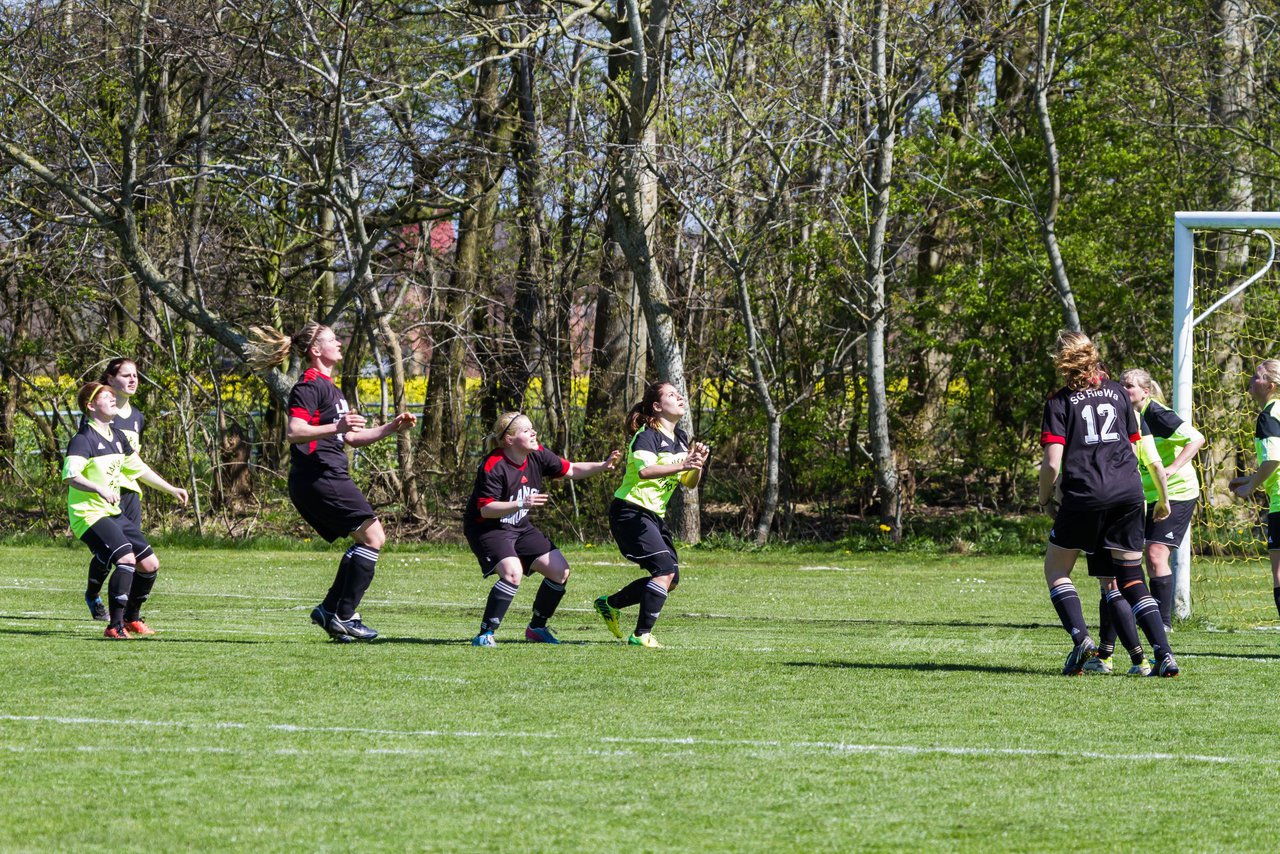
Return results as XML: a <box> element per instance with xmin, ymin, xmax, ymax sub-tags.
<box><xmin>0</xmin><ymin>0</ymin><xmax>1276</xmax><ymax>549</ymax></box>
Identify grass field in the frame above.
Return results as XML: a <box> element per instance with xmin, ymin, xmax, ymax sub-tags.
<box><xmin>3</xmin><ymin>543</ymin><xmax>1280</xmax><ymax>852</ymax></box>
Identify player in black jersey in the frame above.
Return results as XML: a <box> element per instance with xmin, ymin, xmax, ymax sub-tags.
<box><xmin>1038</xmin><ymin>331</ymin><xmax>1179</xmax><ymax>677</ymax></box>
<box><xmin>463</xmin><ymin>412</ymin><xmax>620</xmax><ymax>646</ymax></box>
<box><xmin>251</xmin><ymin>322</ymin><xmax>416</xmax><ymax>642</ymax></box>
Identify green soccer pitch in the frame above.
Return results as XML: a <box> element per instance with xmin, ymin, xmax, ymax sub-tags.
<box><xmin>3</xmin><ymin>544</ymin><xmax>1280</xmax><ymax>851</ymax></box>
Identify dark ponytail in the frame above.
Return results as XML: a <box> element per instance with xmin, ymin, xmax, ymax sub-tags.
<box><xmin>625</xmin><ymin>381</ymin><xmax>671</xmax><ymax>435</ymax></box>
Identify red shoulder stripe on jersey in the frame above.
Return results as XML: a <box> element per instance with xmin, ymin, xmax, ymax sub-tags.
<box><xmin>483</xmin><ymin>451</ymin><xmax>505</xmax><ymax>473</ymax></box>
<box><xmin>302</xmin><ymin>367</ymin><xmax>334</xmax><ymax>384</ymax></box>
<box><xmin>1041</xmin><ymin>432</ymin><xmax>1066</xmax><ymax>446</ymax></box>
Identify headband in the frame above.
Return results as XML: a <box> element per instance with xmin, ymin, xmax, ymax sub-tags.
<box><xmin>498</xmin><ymin>412</ymin><xmax>523</xmax><ymax>440</ymax></box>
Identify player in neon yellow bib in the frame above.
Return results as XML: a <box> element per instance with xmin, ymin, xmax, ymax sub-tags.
<box><xmin>1230</xmin><ymin>359</ymin><xmax>1280</xmax><ymax>620</ymax></box>
<box><xmin>1120</xmin><ymin>368</ymin><xmax>1205</xmax><ymax>631</ymax></box>
<box><xmin>593</xmin><ymin>381</ymin><xmax>708</xmax><ymax>648</ymax></box>
<box><xmin>63</xmin><ymin>381</ymin><xmax>187</xmax><ymax>638</ymax></box>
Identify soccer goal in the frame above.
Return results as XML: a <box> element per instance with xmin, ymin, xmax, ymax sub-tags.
<box><xmin>1173</xmin><ymin>211</ymin><xmax>1280</xmax><ymax>624</ymax></box>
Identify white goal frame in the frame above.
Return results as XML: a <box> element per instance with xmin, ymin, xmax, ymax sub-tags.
<box><xmin>1172</xmin><ymin>211</ymin><xmax>1280</xmax><ymax>619</ymax></box>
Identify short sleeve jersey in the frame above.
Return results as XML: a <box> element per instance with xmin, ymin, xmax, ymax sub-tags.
<box><xmin>62</xmin><ymin>421</ymin><xmax>147</xmax><ymax>538</ymax></box>
<box><xmin>1137</xmin><ymin>399</ymin><xmax>1200</xmax><ymax>502</ymax></box>
<box><xmin>1254</xmin><ymin>398</ymin><xmax>1280</xmax><ymax>511</ymax></box>
<box><xmin>614</xmin><ymin>425</ymin><xmax>690</xmax><ymax>517</ymax></box>
<box><xmin>463</xmin><ymin>446</ymin><xmax>570</xmax><ymax>533</ymax></box>
<box><xmin>287</xmin><ymin>368</ymin><xmax>352</xmax><ymax>479</ymax></box>
<box><xmin>1040</xmin><ymin>379</ymin><xmax>1143</xmax><ymax>509</ymax></box>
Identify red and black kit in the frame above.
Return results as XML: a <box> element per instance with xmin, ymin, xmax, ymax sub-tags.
<box><xmin>463</xmin><ymin>446</ymin><xmax>569</xmax><ymax>575</ymax></box>
<box><xmin>1041</xmin><ymin>378</ymin><xmax>1145</xmax><ymax>559</ymax></box>
<box><xmin>287</xmin><ymin>368</ymin><xmax>374</xmax><ymax>542</ymax></box>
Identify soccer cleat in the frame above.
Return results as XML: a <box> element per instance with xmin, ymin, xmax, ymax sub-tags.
<box><xmin>1152</xmin><ymin>654</ymin><xmax>1180</xmax><ymax>678</ymax></box>
<box><xmin>524</xmin><ymin>626</ymin><xmax>560</xmax><ymax>644</ymax></box>
<box><xmin>471</xmin><ymin>631</ymin><xmax>497</xmax><ymax>647</ymax></box>
<box><xmin>594</xmin><ymin>595</ymin><xmax>623</xmax><ymax>639</ymax></box>
<box><xmin>1062</xmin><ymin>637</ymin><xmax>1098</xmax><ymax>676</ymax></box>
<box><xmin>311</xmin><ymin>605</ymin><xmax>351</xmax><ymax>643</ymax></box>
<box><xmin>85</xmin><ymin>594</ymin><xmax>108</xmax><ymax>622</ymax></box>
<box><xmin>1082</xmin><ymin>655</ymin><xmax>1113</xmax><ymax>675</ymax></box>
<box><xmin>123</xmin><ymin>619</ymin><xmax>155</xmax><ymax>636</ymax></box>
<box><xmin>1127</xmin><ymin>657</ymin><xmax>1154</xmax><ymax>677</ymax></box>
<box><xmin>103</xmin><ymin>624</ymin><xmax>132</xmax><ymax>640</ymax></box>
<box><xmin>627</xmin><ymin>632</ymin><xmax>662</xmax><ymax>648</ymax></box>
<box><xmin>328</xmin><ymin>613</ymin><xmax>378</xmax><ymax>641</ymax></box>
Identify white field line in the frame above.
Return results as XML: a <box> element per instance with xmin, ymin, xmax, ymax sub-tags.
<box><xmin>0</xmin><ymin>713</ymin><xmax>1274</xmax><ymax>767</ymax></box>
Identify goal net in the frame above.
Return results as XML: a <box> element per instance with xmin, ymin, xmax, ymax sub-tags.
<box><xmin>1173</xmin><ymin>212</ymin><xmax>1280</xmax><ymax>627</ymax></box>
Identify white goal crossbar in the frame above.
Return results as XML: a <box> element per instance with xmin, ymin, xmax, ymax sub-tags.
<box><xmin>1172</xmin><ymin>211</ymin><xmax>1280</xmax><ymax>618</ymax></box>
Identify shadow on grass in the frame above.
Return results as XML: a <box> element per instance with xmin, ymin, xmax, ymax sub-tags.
<box><xmin>372</xmin><ymin>636</ymin><xmax>615</xmax><ymax>646</ymax></box>
<box><xmin>680</xmin><ymin>613</ymin><xmax>1051</xmax><ymax>631</ymax></box>
<box><xmin>784</xmin><ymin>660</ymin><xmax>1044</xmax><ymax>676</ymax></box>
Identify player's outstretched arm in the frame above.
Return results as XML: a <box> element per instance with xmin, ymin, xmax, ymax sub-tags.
<box><xmin>566</xmin><ymin>449</ymin><xmax>621</xmax><ymax>479</ymax></box>
<box><xmin>345</xmin><ymin>412</ymin><xmax>417</xmax><ymax>448</ymax></box>
<box><xmin>137</xmin><ymin>467</ymin><xmax>189</xmax><ymax>506</ymax></box>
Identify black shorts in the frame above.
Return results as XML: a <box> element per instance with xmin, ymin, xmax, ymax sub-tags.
<box><xmin>1268</xmin><ymin>512</ymin><xmax>1280</xmax><ymax>551</ymax></box>
<box><xmin>1145</xmin><ymin>498</ymin><xmax>1197</xmax><ymax>549</ymax></box>
<box><xmin>289</xmin><ymin>473</ymin><xmax>376</xmax><ymax>543</ymax></box>
<box><xmin>1048</xmin><ymin>501</ymin><xmax>1145</xmax><ymax>559</ymax></box>
<box><xmin>609</xmin><ymin>498</ymin><xmax>678</xmax><ymax>577</ymax></box>
<box><xmin>465</xmin><ymin>525</ymin><xmax>557</xmax><ymax>577</ymax></box>
<box><xmin>80</xmin><ymin>515</ymin><xmax>153</xmax><ymax>566</ymax></box>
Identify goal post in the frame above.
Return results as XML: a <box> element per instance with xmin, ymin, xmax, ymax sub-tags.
<box><xmin>1172</xmin><ymin>211</ymin><xmax>1280</xmax><ymax>620</ymax></box>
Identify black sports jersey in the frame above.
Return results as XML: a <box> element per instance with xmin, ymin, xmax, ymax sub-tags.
<box><xmin>1041</xmin><ymin>378</ymin><xmax>1143</xmax><ymax>509</ymax></box>
<box><xmin>287</xmin><ymin>368</ymin><xmax>352</xmax><ymax>478</ymax></box>
<box><xmin>462</xmin><ymin>446</ymin><xmax>570</xmax><ymax>533</ymax></box>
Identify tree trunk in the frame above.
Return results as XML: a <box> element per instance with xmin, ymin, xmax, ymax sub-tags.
<box><xmin>1034</xmin><ymin>0</ymin><xmax>1080</xmax><ymax>332</ymax></box>
<box><xmin>865</xmin><ymin>0</ymin><xmax>900</xmax><ymax>539</ymax></box>
<box><xmin>608</xmin><ymin>0</ymin><xmax>699</xmax><ymax>541</ymax></box>
<box><xmin>418</xmin><ymin>4</ymin><xmax>512</xmax><ymax>471</ymax></box>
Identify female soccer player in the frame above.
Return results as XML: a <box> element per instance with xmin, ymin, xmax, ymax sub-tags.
<box><xmin>1120</xmin><ymin>368</ymin><xmax>1205</xmax><ymax>629</ymax></box>
<box><xmin>251</xmin><ymin>322</ymin><xmax>416</xmax><ymax>642</ymax></box>
<box><xmin>1229</xmin><ymin>359</ymin><xmax>1280</xmax><ymax>620</ymax></box>
<box><xmin>64</xmin><ymin>381</ymin><xmax>188</xmax><ymax>638</ymax></box>
<box><xmin>82</xmin><ymin>358</ymin><xmax>145</xmax><ymax>620</ymax></box>
<box><xmin>463</xmin><ymin>412</ymin><xmax>620</xmax><ymax>646</ymax></box>
<box><xmin>1038</xmin><ymin>331</ymin><xmax>1179</xmax><ymax>677</ymax></box>
<box><xmin>594</xmin><ymin>381</ymin><xmax>708</xmax><ymax>648</ymax></box>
